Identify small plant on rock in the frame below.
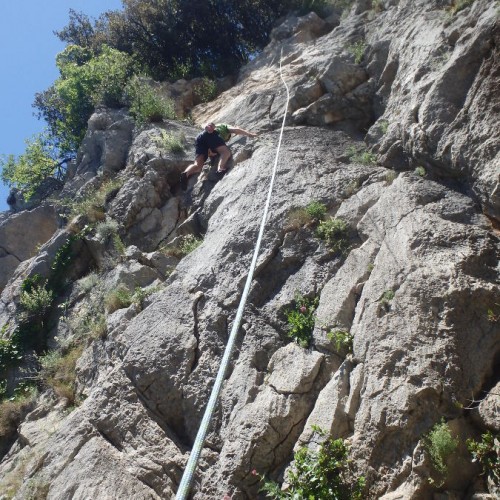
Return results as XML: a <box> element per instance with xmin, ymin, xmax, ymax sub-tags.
<box><xmin>414</xmin><ymin>166</ymin><xmax>427</xmax><ymax>177</ymax></box>
<box><xmin>346</xmin><ymin>146</ymin><xmax>377</xmax><ymax>165</ymax></box>
<box><xmin>378</xmin><ymin>289</ymin><xmax>395</xmax><ymax>312</ymax></box>
<box><xmin>371</xmin><ymin>0</ymin><xmax>384</xmax><ymax>13</ymax></box>
<box><xmin>193</xmin><ymin>77</ymin><xmax>218</xmax><ymax>103</ymax></box>
<box><xmin>347</xmin><ymin>40</ymin><xmax>367</xmax><ymax>64</ymax></box>
<box><xmin>286</xmin><ymin>293</ymin><xmax>319</xmax><ymax>348</ymax></box>
<box><xmin>104</xmin><ymin>284</ymin><xmax>132</xmax><ymax>314</ymax></box>
<box><xmin>343</xmin><ymin>179</ymin><xmax>360</xmax><ymax>198</ymax></box>
<box><xmin>0</xmin><ymin>384</ymin><xmax>37</xmax><ymax>451</ymax></box>
<box><xmin>0</xmin><ymin>337</ymin><xmax>22</xmax><ymax>375</ymax></box>
<box><xmin>126</xmin><ymin>77</ymin><xmax>176</xmax><ymax>124</ymax></box>
<box><xmin>131</xmin><ymin>285</ymin><xmax>164</xmax><ymax>310</ymax></box>
<box><xmin>260</xmin><ymin>428</ymin><xmax>365</xmax><ymax>499</ymax></box>
<box><xmin>385</xmin><ymin>170</ymin><xmax>398</xmax><ymax>185</ymax></box>
<box><xmin>424</xmin><ymin>419</ymin><xmax>459</xmax><ymax>485</ymax></box>
<box><xmin>154</xmin><ymin>130</ymin><xmax>185</xmax><ymax>154</ymax></box>
<box><xmin>487</xmin><ymin>304</ymin><xmax>500</xmax><ymax>323</ymax></box>
<box><xmin>64</xmin><ymin>178</ymin><xmax>123</xmax><ymax>222</ymax></box>
<box><xmin>315</xmin><ymin>218</ymin><xmax>350</xmax><ymax>255</ymax></box>
<box><xmin>180</xmin><ymin>235</ymin><xmax>203</xmax><ymax>255</ymax></box>
<box><xmin>19</xmin><ymin>282</ymin><xmax>54</xmax><ymax>318</ymax></box>
<box><xmin>95</xmin><ymin>218</ymin><xmax>119</xmax><ymax>242</ymax></box>
<box><xmin>467</xmin><ymin>431</ymin><xmax>500</xmax><ymax>492</ymax></box>
<box><xmin>451</xmin><ymin>0</ymin><xmax>476</xmax><ymax>14</ymax></box>
<box><xmin>39</xmin><ymin>345</ymin><xmax>84</xmax><ymax>406</ymax></box>
<box><xmin>77</xmin><ymin>272</ymin><xmax>99</xmax><ymax>295</ymax></box>
<box><xmin>286</xmin><ymin>201</ymin><xmax>327</xmax><ymax>231</ymax></box>
<box><xmin>162</xmin><ymin>234</ymin><xmax>203</xmax><ymax>258</ymax></box>
<box><xmin>305</xmin><ymin>201</ymin><xmax>327</xmax><ymax>221</ymax></box>
<box><xmin>327</xmin><ymin>329</ymin><xmax>353</xmax><ymax>354</ymax></box>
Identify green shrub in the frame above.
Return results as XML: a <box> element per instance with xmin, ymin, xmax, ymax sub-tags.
<box><xmin>451</xmin><ymin>0</ymin><xmax>475</xmax><ymax>13</ymax></box>
<box><xmin>414</xmin><ymin>166</ymin><xmax>427</xmax><ymax>177</ymax></box>
<box><xmin>467</xmin><ymin>432</ymin><xmax>499</xmax><ymax>490</ymax></box>
<box><xmin>48</xmin><ymin>231</ymin><xmax>88</xmax><ymax>293</ymax></box>
<box><xmin>68</xmin><ymin>303</ymin><xmax>107</xmax><ymax>342</ymax></box>
<box><xmin>371</xmin><ymin>0</ymin><xmax>384</xmax><ymax>12</ymax></box>
<box><xmin>0</xmin><ymin>384</ymin><xmax>37</xmax><ymax>450</ymax></box>
<box><xmin>260</xmin><ymin>432</ymin><xmax>365</xmax><ymax>499</ymax></box>
<box><xmin>194</xmin><ymin>77</ymin><xmax>218</xmax><ymax>103</ymax></box>
<box><xmin>379</xmin><ymin>119</ymin><xmax>389</xmax><ymax>134</ymax></box>
<box><xmin>286</xmin><ymin>207</ymin><xmax>311</xmax><ymax>231</ymax></box>
<box><xmin>105</xmin><ymin>284</ymin><xmax>132</xmax><ymax>314</ymax></box>
<box><xmin>181</xmin><ymin>235</ymin><xmax>203</xmax><ymax>255</ymax></box>
<box><xmin>306</xmin><ymin>201</ymin><xmax>327</xmax><ymax>221</ymax></box>
<box><xmin>126</xmin><ymin>77</ymin><xmax>176</xmax><ymax>124</ymax></box>
<box><xmin>343</xmin><ymin>179</ymin><xmax>360</xmax><ymax>198</ymax></box>
<box><xmin>0</xmin><ymin>337</ymin><xmax>22</xmax><ymax>373</ymax></box>
<box><xmin>385</xmin><ymin>170</ymin><xmax>398</xmax><ymax>184</ymax></box>
<box><xmin>315</xmin><ymin>218</ymin><xmax>350</xmax><ymax>254</ymax></box>
<box><xmin>286</xmin><ymin>294</ymin><xmax>319</xmax><ymax>348</ymax></box>
<box><xmin>39</xmin><ymin>345</ymin><xmax>83</xmax><ymax>406</ymax></box>
<box><xmin>286</xmin><ymin>201</ymin><xmax>327</xmax><ymax>231</ymax></box>
<box><xmin>77</xmin><ymin>273</ymin><xmax>99</xmax><ymax>294</ymax></box>
<box><xmin>346</xmin><ymin>146</ymin><xmax>377</xmax><ymax>165</ymax></box>
<box><xmin>0</xmin><ymin>131</ymin><xmax>63</xmax><ymax>201</ymax></box>
<box><xmin>154</xmin><ymin>130</ymin><xmax>185</xmax><ymax>154</ymax></box>
<box><xmin>95</xmin><ymin>219</ymin><xmax>119</xmax><ymax>242</ymax></box>
<box><xmin>112</xmin><ymin>233</ymin><xmax>126</xmax><ymax>255</ymax></box>
<box><xmin>131</xmin><ymin>285</ymin><xmax>163</xmax><ymax>310</ymax></box>
<box><xmin>348</xmin><ymin>40</ymin><xmax>367</xmax><ymax>64</ymax></box>
<box><xmin>161</xmin><ymin>234</ymin><xmax>203</xmax><ymax>258</ymax></box>
<box><xmin>378</xmin><ymin>289</ymin><xmax>395</xmax><ymax>311</ymax></box>
<box><xmin>19</xmin><ymin>284</ymin><xmax>54</xmax><ymax>317</ymax></box>
<box><xmin>327</xmin><ymin>330</ymin><xmax>353</xmax><ymax>354</ymax></box>
<box><xmin>424</xmin><ymin>419</ymin><xmax>458</xmax><ymax>483</ymax></box>
<box><xmin>487</xmin><ymin>305</ymin><xmax>499</xmax><ymax>323</ymax></box>
<box><xmin>64</xmin><ymin>178</ymin><xmax>123</xmax><ymax>222</ymax></box>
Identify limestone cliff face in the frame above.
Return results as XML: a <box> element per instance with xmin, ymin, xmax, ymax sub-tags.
<box><xmin>0</xmin><ymin>1</ymin><xmax>499</xmax><ymax>499</ymax></box>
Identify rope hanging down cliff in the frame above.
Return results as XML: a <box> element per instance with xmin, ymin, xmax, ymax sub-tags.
<box><xmin>175</xmin><ymin>52</ymin><xmax>291</xmax><ymax>500</ymax></box>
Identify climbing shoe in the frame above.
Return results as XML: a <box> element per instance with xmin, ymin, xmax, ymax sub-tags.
<box><xmin>180</xmin><ymin>172</ymin><xmax>188</xmax><ymax>191</ymax></box>
<box><xmin>215</xmin><ymin>169</ymin><xmax>227</xmax><ymax>180</ymax></box>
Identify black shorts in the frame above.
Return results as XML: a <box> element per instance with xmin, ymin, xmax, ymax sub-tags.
<box><xmin>195</xmin><ymin>132</ymin><xmax>226</xmax><ymax>158</ymax></box>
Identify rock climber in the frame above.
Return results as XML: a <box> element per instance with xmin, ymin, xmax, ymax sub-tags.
<box><xmin>180</xmin><ymin>122</ymin><xmax>258</xmax><ymax>190</ymax></box>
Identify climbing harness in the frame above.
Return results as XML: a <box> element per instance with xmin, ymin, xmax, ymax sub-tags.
<box><xmin>175</xmin><ymin>51</ymin><xmax>290</xmax><ymax>500</ymax></box>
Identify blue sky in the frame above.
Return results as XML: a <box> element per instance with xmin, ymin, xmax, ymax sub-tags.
<box><xmin>0</xmin><ymin>1</ymin><xmax>123</xmax><ymax>212</ymax></box>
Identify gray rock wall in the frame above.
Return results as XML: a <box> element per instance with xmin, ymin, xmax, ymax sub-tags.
<box><xmin>0</xmin><ymin>1</ymin><xmax>498</xmax><ymax>499</ymax></box>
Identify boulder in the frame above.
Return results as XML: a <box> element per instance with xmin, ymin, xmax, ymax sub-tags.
<box><xmin>0</xmin><ymin>205</ymin><xmax>59</xmax><ymax>290</ymax></box>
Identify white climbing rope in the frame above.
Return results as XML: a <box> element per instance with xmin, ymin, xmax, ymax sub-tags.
<box><xmin>175</xmin><ymin>52</ymin><xmax>290</xmax><ymax>500</ymax></box>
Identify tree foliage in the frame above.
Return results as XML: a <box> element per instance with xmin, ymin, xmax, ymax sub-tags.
<box><xmin>34</xmin><ymin>45</ymin><xmax>136</xmax><ymax>154</ymax></box>
<box><xmin>54</xmin><ymin>0</ymin><xmax>329</xmax><ymax>80</ymax></box>
<box><xmin>0</xmin><ymin>132</ymin><xmax>65</xmax><ymax>201</ymax></box>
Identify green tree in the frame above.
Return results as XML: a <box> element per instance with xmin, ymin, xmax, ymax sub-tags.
<box><xmin>34</xmin><ymin>45</ymin><xmax>136</xmax><ymax>154</ymax></box>
<box><xmin>0</xmin><ymin>131</ymin><xmax>66</xmax><ymax>201</ymax></box>
<box><xmin>54</xmin><ymin>0</ymin><xmax>334</xmax><ymax>81</ymax></box>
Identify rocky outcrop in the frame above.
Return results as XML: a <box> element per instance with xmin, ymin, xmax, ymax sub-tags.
<box><xmin>193</xmin><ymin>0</ymin><xmax>499</xmax><ymax>224</ymax></box>
<box><xmin>0</xmin><ymin>205</ymin><xmax>59</xmax><ymax>290</ymax></box>
<box><xmin>0</xmin><ymin>1</ymin><xmax>499</xmax><ymax>499</ymax></box>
